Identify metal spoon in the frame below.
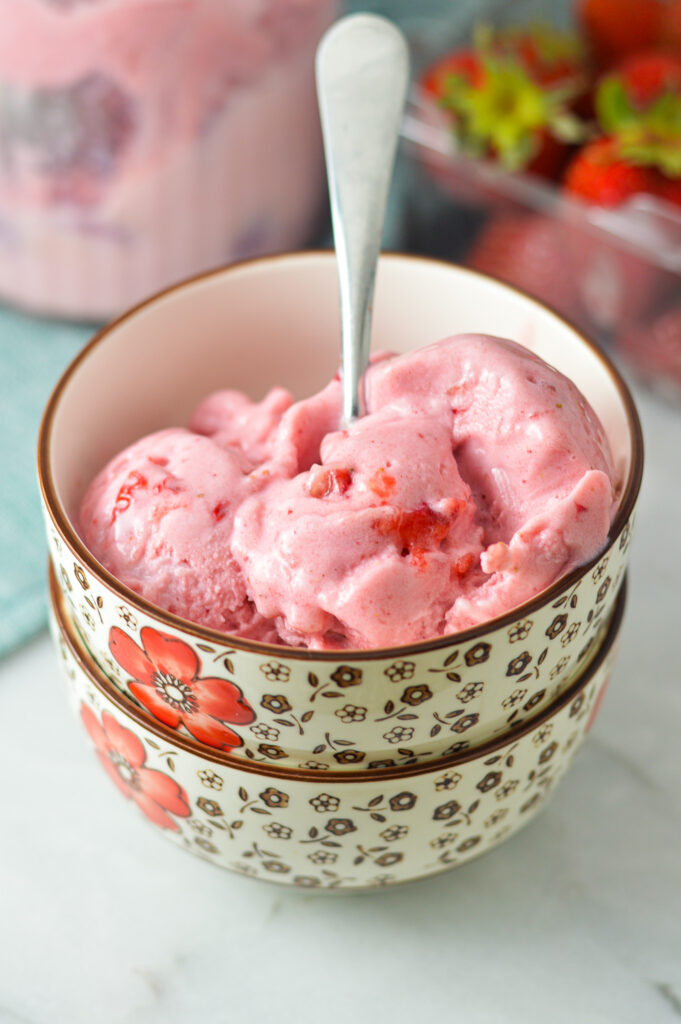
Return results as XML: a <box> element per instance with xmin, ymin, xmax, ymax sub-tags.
<box><xmin>316</xmin><ymin>14</ymin><xmax>410</xmax><ymax>425</ymax></box>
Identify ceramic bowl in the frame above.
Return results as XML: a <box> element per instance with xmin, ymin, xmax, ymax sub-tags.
<box><xmin>39</xmin><ymin>253</ymin><xmax>642</xmax><ymax>771</ymax></box>
<box><xmin>50</xmin><ymin>561</ymin><xmax>627</xmax><ymax>891</ymax></box>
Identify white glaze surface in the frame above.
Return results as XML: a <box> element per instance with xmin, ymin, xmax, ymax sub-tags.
<box><xmin>1</xmin><ymin>383</ymin><xmax>679</xmax><ymax>1021</ymax></box>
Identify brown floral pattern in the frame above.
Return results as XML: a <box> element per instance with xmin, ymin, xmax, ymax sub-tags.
<box><xmin>53</xmin><ymin>591</ymin><xmax>619</xmax><ymax>891</ymax></box>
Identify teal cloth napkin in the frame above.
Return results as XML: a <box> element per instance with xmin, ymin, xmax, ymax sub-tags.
<box><xmin>0</xmin><ymin>312</ymin><xmax>93</xmax><ymax>656</ymax></box>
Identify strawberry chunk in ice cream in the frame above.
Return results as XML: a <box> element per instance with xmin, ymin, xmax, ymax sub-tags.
<box><xmin>79</xmin><ymin>333</ymin><xmax>617</xmax><ymax>649</ymax></box>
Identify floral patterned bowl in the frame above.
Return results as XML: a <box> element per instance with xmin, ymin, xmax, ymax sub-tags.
<box><xmin>50</xmin><ymin>558</ymin><xmax>627</xmax><ymax>891</ymax></box>
<box><xmin>39</xmin><ymin>253</ymin><xmax>642</xmax><ymax>771</ymax></box>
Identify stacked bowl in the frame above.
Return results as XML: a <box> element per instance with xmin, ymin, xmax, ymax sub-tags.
<box><xmin>39</xmin><ymin>253</ymin><xmax>643</xmax><ymax>890</ymax></box>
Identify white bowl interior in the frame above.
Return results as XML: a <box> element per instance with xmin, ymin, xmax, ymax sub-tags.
<box><xmin>48</xmin><ymin>253</ymin><xmax>633</xmax><ymax>525</ymax></box>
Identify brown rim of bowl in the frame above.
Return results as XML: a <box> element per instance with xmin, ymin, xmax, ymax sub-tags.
<box><xmin>51</xmin><ymin>561</ymin><xmax>627</xmax><ymax>783</ymax></box>
<box><xmin>38</xmin><ymin>250</ymin><xmax>643</xmax><ymax>662</ymax></box>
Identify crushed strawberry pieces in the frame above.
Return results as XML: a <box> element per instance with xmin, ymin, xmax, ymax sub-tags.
<box><xmin>111</xmin><ymin>471</ymin><xmax>147</xmax><ymax>523</ymax></box>
<box><xmin>307</xmin><ymin>466</ymin><xmax>353</xmax><ymax>499</ymax></box>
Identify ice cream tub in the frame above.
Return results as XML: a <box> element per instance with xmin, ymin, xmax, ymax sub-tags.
<box><xmin>38</xmin><ymin>252</ymin><xmax>643</xmax><ymax>769</ymax></box>
<box><xmin>49</xmin><ymin>562</ymin><xmax>627</xmax><ymax>891</ymax></box>
<box><xmin>0</xmin><ymin>0</ymin><xmax>336</xmax><ymax>320</ymax></box>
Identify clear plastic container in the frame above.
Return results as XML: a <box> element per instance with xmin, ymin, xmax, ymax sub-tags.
<box><xmin>0</xmin><ymin>0</ymin><xmax>337</xmax><ymax>320</ymax></box>
<box><xmin>399</xmin><ymin>9</ymin><xmax>681</xmax><ymax>402</ymax></box>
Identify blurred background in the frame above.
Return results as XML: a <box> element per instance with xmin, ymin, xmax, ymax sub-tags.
<box><xmin>1</xmin><ymin>0</ymin><xmax>679</xmax><ymax>658</ymax></box>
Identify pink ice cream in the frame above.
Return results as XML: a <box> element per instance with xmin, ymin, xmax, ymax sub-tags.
<box><xmin>79</xmin><ymin>334</ymin><xmax>617</xmax><ymax>650</ymax></box>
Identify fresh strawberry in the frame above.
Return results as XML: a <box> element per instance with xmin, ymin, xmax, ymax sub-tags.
<box><xmin>420</xmin><ymin>24</ymin><xmax>587</xmax><ymax>179</ymax></box>
<box><xmin>466</xmin><ymin>214</ymin><xmax>581</xmax><ymax>322</ymax></box>
<box><xmin>577</xmin><ymin>0</ymin><xmax>664</xmax><ymax>68</ymax></box>
<box><xmin>606</xmin><ymin>51</ymin><xmax>681</xmax><ymax>107</ymax></box>
<box><xmin>562</xmin><ymin>138</ymin><xmax>676</xmax><ymax>329</ymax></box>
<box><xmin>617</xmin><ymin>304</ymin><xmax>681</xmax><ymax>392</ymax></box>
<box><xmin>563</xmin><ymin>138</ymin><xmax>665</xmax><ymax>206</ymax></box>
<box><xmin>660</xmin><ymin>0</ymin><xmax>681</xmax><ymax>48</ymax></box>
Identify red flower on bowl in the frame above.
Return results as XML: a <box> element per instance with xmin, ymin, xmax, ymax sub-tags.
<box><xmin>80</xmin><ymin>704</ymin><xmax>190</xmax><ymax>831</ymax></box>
<box><xmin>109</xmin><ymin>626</ymin><xmax>255</xmax><ymax>750</ymax></box>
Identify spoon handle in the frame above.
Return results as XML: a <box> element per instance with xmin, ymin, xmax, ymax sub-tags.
<box><xmin>316</xmin><ymin>14</ymin><xmax>410</xmax><ymax>424</ymax></box>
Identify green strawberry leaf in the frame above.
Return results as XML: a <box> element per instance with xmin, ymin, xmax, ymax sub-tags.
<box><xmin>596</xmin><ymin>78</ymin><xmax>638</xmax><ymax>134</ymax></box>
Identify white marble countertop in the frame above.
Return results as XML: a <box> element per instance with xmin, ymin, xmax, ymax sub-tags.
<box><xmin>1</xmin><ymin>382</ymin><xmax>680</xmax><ymax>1024</ymax></box>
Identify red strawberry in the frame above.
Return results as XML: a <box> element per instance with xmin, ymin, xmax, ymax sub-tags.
<box><xmin>577</xmin><ymin>0</ymin><xmax>664</xmax><ymax>68</ymax></box>
<box><xmin>563</xmin><ymin>138</ymin><xmax>665</xmax><ymax>206</ymax></box>
<box><xmin>562</xmin><ymin>139</ymin><xmax>675</xmax><ymax>329</ymax></box>
<box><xmin>466</xmin><ymin>214</ymin><xmax>581</xmax><ymax>322</ymax></box>
<box><xmin>609</xmin><ymin>51</ymin><xmax>681</xmax><ymax>107</ymax></box>
<box><xmin>660</xmin><ymin>0</ymin><xmax>681</xmax><ymax>48</ymax></box>
<box><xmin>617</xmin><ymin>305</ymin><xmax>681</xmax><ymax>393</ymax></box>
<box><xmin>420</xmin><ymin>24</ymin><xmax>587</xmax><ymax>179</ymax></box>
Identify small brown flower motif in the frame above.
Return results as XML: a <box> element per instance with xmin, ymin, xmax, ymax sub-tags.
<box><xmin>456</xmin><ymin>681</ymin><xmax>484</xmax><ymax>704</ymax></box>
<box><xmin>477</xmin><ymin>771</ymin><xmax>502</xmax><ymax>793</ymax></box>
<box><xmin>533</xmin><ymin>724</ymin><xmax>553</xmax><ymax>746</ymax></box>
<box><xmin>116</xmin><ymin>605</ymin><xmax>137</xmax><ymax>629</ymax></box>
<box><xmin>596</xmin><ymin>577</ymin><xmax>612</xmax><ymax>603</ymax></box>
<box><xmin>451</xmin><ymin>713</ymin><xmax>479</xmax><ymax>733</ymax></box>
<box><xmin>444</xmin><ymin>741</ymin><xmax>470</xmax><ymax>755</ymax></box>
<box><xmin>258</xmin><ymin>743</ymin><xmax>287</xmax><ymax>760</ymax></box>
<box><xmin>435</xmin><ymin>771</ymin><xmax>462</xmax><ymax>791</ymax></box>
<box><xmin>389</xmin><ymin>792</ymin><xmax>417</xmax><ymax>812</ymax></box>
<box><xmin>81</xmin><ymin>608</ymin><xmax>96</xmax><ymax>631</ymax></box>
<box><xmin>261</xmin><ymin>694</ymin><xmax>291</xmax><ymax>714</ymax></box>
<box><xmin>260</xmin><ymin>787</ymin><xmax>289</xmax><ymax>809</ymax></box>
<box><xmin>523</xmin><ymin>689</ymin><xmax>546</xmax><ymax>713</ymax></box>
<box><xmin>546</xmin><ymin>613</ymin><xmax>568</xmax><ymax>639</ymax></box>
<box><xmin>430</xmin><ymin>833</ymin><xmax>458</xmax><ymax>849</ymax></box>
<box><xmin>262</xmin><ymin>860</ymin><xmax>290</xmax><ymax>874</ymax></box>
<box><xmin>539</xmin><ymin>741</ymin><xmax>558</xmax><ymax>764</ymax></box>
<box><xmin>293</xmin><ymin>876</ymin><xmax>320</xmax><ymax>887</ymax></box>
<box><xmin>380</xmin><ymin>825</ymin><xmax>408</xmax><ymax>842</ymax></box>
<box><xmin>309</xmin><ymin>793</ymin><xmax>339</xmax><ymax>813</ymax></box>
<box><xmin>383</xmin><ymin>726</ymin><xmax>414</xmax><ymax>745</ymax></box>
<box><xmin>330</xmin><ymin>665</ymin><xmax>363</xmax><ymax>688</ymax></box>
<box><xmin>506</xmin><ymin>651</ymin><xmax>532</xmax><ymax>676</ymax></box>
<box><xmin>495</xmin><ymin>780</ymin><xmax>519</xmax><ymax>800</ymax></box>
<box><xmin>369</xmin><ymin>758</ymin><xmax>397</xmax><ymax>769</ymax></box>
<box><xmin>569</xmin><ymin>694</ymin><xmax>585</xmax><ymax>717</ymax></box>
<box><xmin>520</xmin><ymin>793</ymin><xmax>542</xmax><ymax>814</ymax></box>
<box><xmin>333</xmin><ymin>749</ymin><xmax>366</xmax><ymax>765</ymax></box>
<box><xmin>189</xmin><ymin>820</ymin><xmax>213</xmax><ymax>836</ymax></box>
<box><xmin>465</xmin><ymin>642</ymin><xmax>491</xmax><ymax>666</ymax></box>
<box><xmin>259</xmin><ymin>662</ymin><xmax>290</xmax><ymax>683</ymax></box>
<box><xmin>502</xmin><ymin>688</ymin><xmax>528</xmax><ymax>709</ymax></box>
<box><xmin>560</xmin><ymin>622</ymin><xmax>581</xmax><ymax>647</ymax></box>
<box><xmin>335</xmin><ymin>704</ymin><xmax>367</xmax><ymax>723</ymax></box>
<box><xmin>484</xmin><ymin>808</ymin><xmax>508</xmax><ymax>828</ymax></box>
<box><xmin>325</xmin><ymin>818</ymin><xmax>357</xmax><ymax>836</ymax></box>
<box><xmin>250</xmin><ymin>723</ymin><xmax>280</xmax><ymax>741</ymax></box>
<box><xmin>299</xmin><ymin>761</ymin><xmax>329</xmax><ymax>771</ymax></box>
<box><xmin>509</xmin><ymin>620</ymin><xmax>533</xmax><ymax>642</ymax></box>
<box><xmin>264</xmin><ymin>822</ymin><xmax>292</xmax><ymax>840</ymax></box>
<box><xmin>457</xmin><ymin>835</ymin><xmax>481</xmax><ymax>853</ymax></box>
<box><xmin>194</xmin><ymin>837</ymin><xmax>218</xmax><ymax>854</ymax></box>
<box><xmin>197</xmin><ymin>769</ymin><xmax>223</xmax><ymax>790</ymax></box>
<box><xmin>550</xmin><ymin>657</ymin><xmax>570</xmax><ymax>680</ymax></box>
<box><xmin>375</xmin><ymin>852</ymin><xmax>403</xmax><ymax>867</ymax></box>
<box><xmin>73</xmin><ymin>563</ymin><xmax>89</xmax><ymax>590</ymax></box>
<box><xmin>59</xmin><ymin>565</ymin><xmax>72</xmax><ymax>593</ymax></box>
<box><xmin>619</xmin><ymin>523</ymin><xmax>631</xmax><ymax>550</ymax></box>
<box><xmin>308</xmin><ymin>850</ymin><xmax>337</xmax><ymax>865</ymax></box>
<box><xmin>401</xmin><ymin>684</ymin><xmax>433</xmax><ymax>706</ymax></box>
<box><xmin>592</xmin><ymin>557</ymin><xmax>609</xmax><ymax>582</ymax></box>
<box><xmin>196</xmin><ymin>797</ymin><xmax>223</xmax><ymax>817</ymax></box>
<box><xmin>433</xmin><ymin>800</ymin><xmax>461</xmax><ymax>821</ymax></box>
<box><xmin>384</xmin><ymin>660</ymin><xmax>415</xmax><ymax>682</ymax></box>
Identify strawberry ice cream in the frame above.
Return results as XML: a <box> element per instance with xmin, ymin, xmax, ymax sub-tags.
<box><xmin>0</xmin><ymin>0</ymin><xmax>335</xmax><ymax>319</ymax></box>
<box><xmin>79</xmin><ymin>333</ymin><xmax>617</xmax><ymax>650</ymax></box>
